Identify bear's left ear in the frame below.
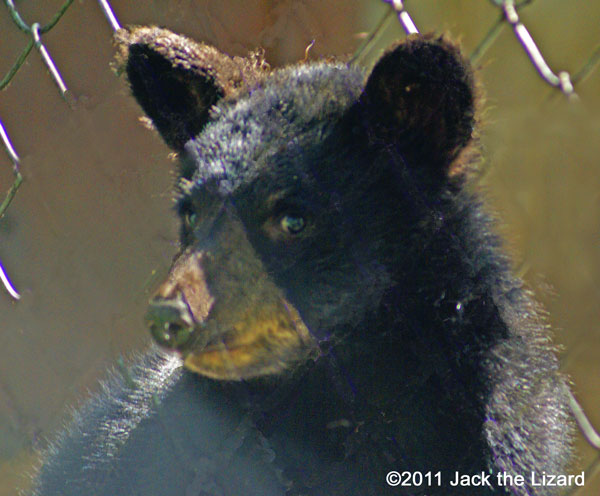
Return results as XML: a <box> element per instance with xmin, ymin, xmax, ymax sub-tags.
<box><xmin>114</xmin><ymin>26</ymin><xmax>269</xmax><ymax>151</ymax></box>
<box><xmin>362</xmin><ymin>34</ymin><xmax>476</xmax><ymax>176</ymax></box>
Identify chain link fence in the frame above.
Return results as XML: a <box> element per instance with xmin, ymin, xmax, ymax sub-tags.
<box><xmin>1</xmin><ymin>0</ymin><xmax>599</xmax><ymax>494</ymax></box>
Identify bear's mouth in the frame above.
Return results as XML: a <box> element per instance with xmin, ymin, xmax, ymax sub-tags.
<box><xmin>184</xmin><ymin>300</ymin><xmax>316</xmax><ymax>380</ymax></box>
<box><xmin>146</xmin><ymin>294</ymin><xmax>316</xmax><ymax>380</ymax></box>
<box><xmin>145</xmin><ymin>244</ymin><xmax>318</xmax><ymax>380</ymax></box>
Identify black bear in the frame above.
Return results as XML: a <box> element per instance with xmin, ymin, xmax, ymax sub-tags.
<box><xmin>30</xmin><ymin>26</ymin><xmax>573</xmax><ymax>495</ymax></box>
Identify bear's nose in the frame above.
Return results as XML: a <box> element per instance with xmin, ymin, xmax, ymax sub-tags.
<box><xmin>146</xmin><ymin>293</ymin><xmax>196</xmax><ymax>350</ymax></box>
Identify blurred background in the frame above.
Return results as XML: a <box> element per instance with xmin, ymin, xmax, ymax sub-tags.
<box><xmin>0</xmin><ymin>1</ymin><xmax>598</xmax><ymax>494</ymax></box>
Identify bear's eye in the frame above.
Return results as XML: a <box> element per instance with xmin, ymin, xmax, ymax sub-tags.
<box><xmin>280</xmin><ymin>214</ymin><xmax>306</xmax><ymax>234</ymax></box>
<box><xmin>183</xmin><ymin>211</ymin><xmax>198</xmax><ymax>230</ymax></box>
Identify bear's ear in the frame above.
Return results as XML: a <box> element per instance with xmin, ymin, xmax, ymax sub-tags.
<box><xmin>114</xmin><ymin>26</ymin><xmax>269</xmax><ymax>151</ymax></box>
<box><xmin>362</xmin><ymin>34</ymin><xmax>476</xmax><ymax>176</ymax></box>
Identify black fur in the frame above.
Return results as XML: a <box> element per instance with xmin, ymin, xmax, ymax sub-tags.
<box><xmin>30</xmin><ymin>29</ymin><xmax>572</xmax><ymax>496</ymax></box>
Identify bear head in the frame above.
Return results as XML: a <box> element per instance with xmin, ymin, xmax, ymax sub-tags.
<box><xmin>114</xmin><ymin>26</ymin><xmax>477</xmax><ymax>381</ymax></box>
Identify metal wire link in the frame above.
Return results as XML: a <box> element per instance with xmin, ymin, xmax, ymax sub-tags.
<box><xmin>2</xmin><ymin>0</ymin><xmax>74</xmax><ymax>98</ymax></box>
<box><xmin>498</xmin><ymin>0</ymin><xmax>575</xmax><ymax>97</ymax></box>
<box><xmin>0</xmin><ymin>117</ymin><xmax>22</xmax><ymax>300</ymax></box>
<box><xmin>385</xmin><ymin>0</ymin><xmax>419</xmax><ymax>34</ymax></box>
<box><xmin>31</xmin><ymin>22</ymin><xmax>69</xmax><ymax>97</ymax></box>
<box><xmin>97</xmin><ymin>0</ymin><xmax>121</xmax><ymax>31</ymax></box>
<box><xmin>1</xmin><ymin>0</ymin><xmax>76</xmax><ymax>300</ymax></box>
<box><xmin>0</xmin><ymin>119</ymin><xmax>20</xmax><ymax>171</ymax></box>
<box><xmin>0</xmin><ymin>259</ymin><xmax>20</xmax><ymax>300</ymax></box>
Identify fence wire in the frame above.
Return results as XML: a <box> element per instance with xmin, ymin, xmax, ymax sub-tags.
<box><xmin>1</xmin><ymin>0</ymin><xmax>599</xmax><ymax>492</ymax></box>
<box><xmin>1</xmin><ymin>0</ymin><xmax>76</xmax><ymax>300</ymax></box>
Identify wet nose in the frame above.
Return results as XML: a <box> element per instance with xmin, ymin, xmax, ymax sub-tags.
<box><xmin>146</xmin><ymin>293</ymin><xmax>195</xmax><ymax>349</ymax></box>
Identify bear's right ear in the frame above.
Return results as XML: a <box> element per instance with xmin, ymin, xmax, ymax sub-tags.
<box><xmin>361</xmin><ymin>34</ymin><xmax>476</xmax><ymax>177</ymax></box>
<box><xmin>114</xmin><ymin>26</ymin><xmax>269</xmax><ymax>151</ymax></box>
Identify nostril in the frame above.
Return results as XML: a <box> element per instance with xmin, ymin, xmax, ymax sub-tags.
<box><xmin>148</xmin><ymin>320</ymin><xmax>192</xmax><ymax>349</ymax></box>
<box><xmin>145</xmin><ymin>295</ymin><xmax>195</xmax><ymax>350</ymax></box>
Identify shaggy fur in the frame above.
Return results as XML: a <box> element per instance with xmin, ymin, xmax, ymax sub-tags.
<box><xmin>31</xmin><ymin>27</ymin><xmax>572</xmax><ymax>496</ymax></box>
